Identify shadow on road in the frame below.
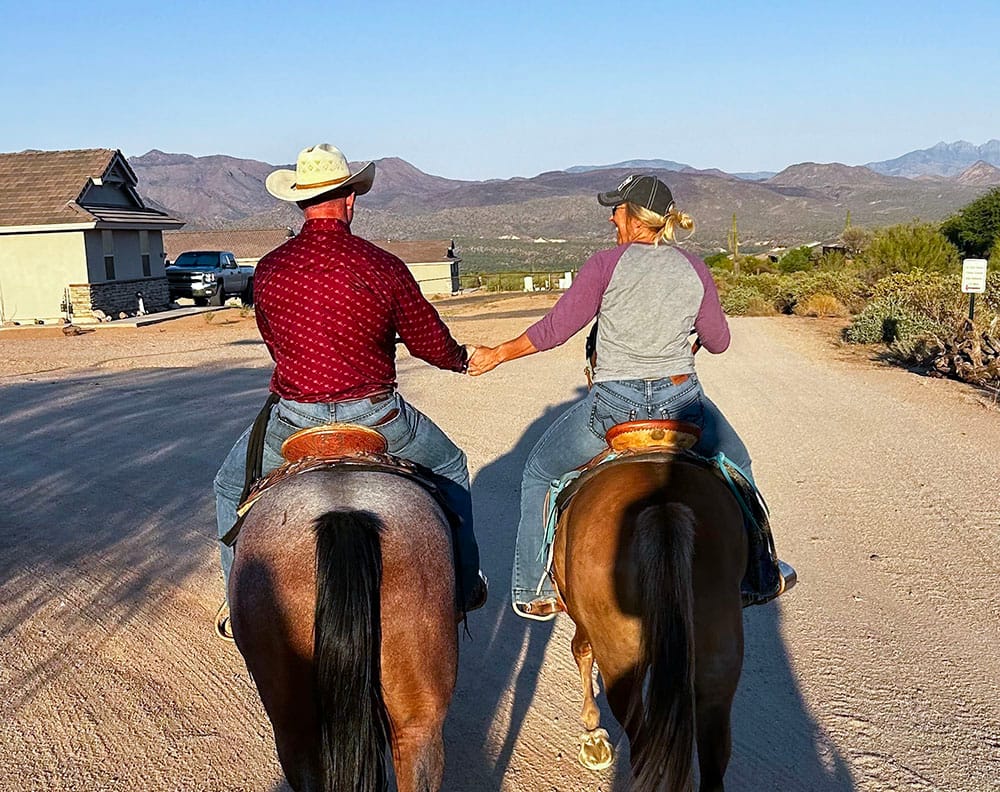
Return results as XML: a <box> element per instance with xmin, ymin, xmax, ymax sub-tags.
<box><xmin>439</xmin><ymin>392</ymin><xmax>584</xmax><ymax>791</ymax></box>
<box><xmin>0</xmin><ymin>363</ymin><xmax>271</xmax><ymax>725</ymax></box>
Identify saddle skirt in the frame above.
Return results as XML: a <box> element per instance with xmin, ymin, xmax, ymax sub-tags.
<box><xmin>541</xmin><ymin>419</ymin><xmax>782</xmax><ymax>608</ymax></box>
<box><xmin>223</xmin><ymin>423</ymin><xmax>458</xmax><ymax>549</ymax></box>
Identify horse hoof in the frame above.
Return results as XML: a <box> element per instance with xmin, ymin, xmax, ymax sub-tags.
<box><xmin>578</xmin><ymin>728</ymin><xmax>614</xmax><ymax>771</ymax></box>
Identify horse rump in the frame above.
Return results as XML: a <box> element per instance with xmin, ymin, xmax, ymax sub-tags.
<box><xmin>629</xmin><ymin>502</ymin><xmax>697</xmax><ymax>792</ymax></box>
<box><xmin>313</xmin><ymin>509</ymin><xmax>391</xmax><ymax>792</ymax></box>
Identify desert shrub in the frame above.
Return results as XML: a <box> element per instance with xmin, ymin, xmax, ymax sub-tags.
<box><xmin>857</xmin><ymin>222</ymin><xmax>961</xmax><ymax>283</ymax></box>
<box><xmin>777</xmin><ymin>246</ymin><xmax>813</xmax><ymax>274</ymax></box>
<box><xmin>816</xmin><ymin>250</ymin><xmax>849</xmax><ymax>271</ymax></box>
<box><xmin>783</xmin><ymin>271</ymin><xmax>869</xmax><ymax>313</ymax></box>
<box><xmin>868</xmin><ymin>271</ymin><xmax>969</xmax><ymax>325</ymax></box>
<box><xmin>840</xmin><ymin>226</ymin><xmax>872</xmax><ymax>256</ymax></box>
<box><xmin>793</xmin><ymin>293</ymin><xmax>849</xmax><ymax>317</ymax></box>
<box><xmin>704</xmin><ymin>252</ymin><xmax>732</xmax><ymax>270</ymax></box>
<box><xmin>981</xmin><ymin>270</ymin><xmax>1000</xmax><ymax>315</ymax></box>
<box><xmin>845</xmin><ymin>270</ymin><xmax>988</xmax><ymax>345</ymax></box>
<box><xmin>721</xmin><ymin>285</ymin><xmax>777</xmax><ymax>316</ymax></box>
<box><xmin>845</xmin><ymin>297</ymin><xmax>942</xmax><ymax>344</ymax></box>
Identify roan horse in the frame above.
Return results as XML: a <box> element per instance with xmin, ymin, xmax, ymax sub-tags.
<box><xmin>551</xmin><ymin>451</ymin><xmax>747</xmax><ymax>792</ymax></box>
<box><xmin>229</xmin><ymin>468</ymin><xmax>459</xmax><ymax>792</ymax></box>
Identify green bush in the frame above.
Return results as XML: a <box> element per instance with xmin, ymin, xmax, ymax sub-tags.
<box><xmin>782</xmin><ymin>271</ymin><xmax>869</xmax><ymax>313</ymax></box>
<box><xmin>777</xmin><ymin>246</ymin><xmax>813</xmax><ymax>273</ymax></box>
<box><xmin>857</xmin><ymin>222</ymin><xmax>961</xmax><ymax>283</ymax></box>
<box><xmin>845</xmin><ymin>297</ymin><xmax>943</xmax><ymax>344</ymax></box>
<box><xmin>721</xmin><ymin>284</ymin><xmax>777</xmax><ymax>316</ymax></box>
<box><xmin>704</xmin><ymin>252</ymin><xmax>732</xmax><ymax>270</ymax></box>
<box><xmin>845</xmin><ymin>270</ymin><xmax>995</xmax><ymax>345</ymax></box>
<box><xmin>941</xmin><ymin>186</ymin><xmax>1000</xmax><ymax>258</ymax></box>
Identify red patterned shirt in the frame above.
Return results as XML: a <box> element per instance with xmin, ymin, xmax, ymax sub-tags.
<box><xmin>254</xmin><ymin>218</ymin><xmax>467</xmax><ymax>402</ymax></box>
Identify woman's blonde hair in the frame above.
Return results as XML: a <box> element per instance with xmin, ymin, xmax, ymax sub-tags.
<box><xmin>623</xmin><ymin>201</ymin><xmax>695</xmax><ymax>245</ymax></box>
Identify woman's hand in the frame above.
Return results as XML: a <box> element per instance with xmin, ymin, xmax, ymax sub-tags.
<box><xmin>468</xmin><ymin>345</ymin><xmax>504</xmax><ymax>376</ymax></box>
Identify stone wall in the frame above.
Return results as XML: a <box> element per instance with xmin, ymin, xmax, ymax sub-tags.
<box><xmin>68</xmin><ymin>277</ymin><xmax>170</xmax><ymax>322</ymax></box>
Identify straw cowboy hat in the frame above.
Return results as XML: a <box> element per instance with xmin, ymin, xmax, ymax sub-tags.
<box><xmin>265</xmin><ymin>143</ymin><xmax>375</xmax><ymax>202</ymax></box>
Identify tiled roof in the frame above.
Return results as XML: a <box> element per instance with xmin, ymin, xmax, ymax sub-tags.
<box><xmin>0</xmin><ymin>148</ymin><xmax>180</xmax><ymax>228</ymax></box>
<box><xmin>163</xmin><ymin>228</ymin><xmax>296</xmax><ymax>260</ymax></box>
<box><xmin>0</xmin><ymin>148</ymin><xmax>115</xmax><ymax>226</ymax></box>
<box><xmin>374</xmin><ymin>240</ymin><xmax>458</xmax><ymax>263</ymax></box>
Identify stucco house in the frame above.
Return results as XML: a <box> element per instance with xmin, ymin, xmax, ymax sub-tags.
<box><xmin>0</xmin><ymin>148</ymin><xmax>183</xmax><ymax>324</ymax></box>
<box><xmin>164</xmin><ymin>230</ymin><xmax>461</xmax><ymax>296</ymax></box>
<box><xmin>376</xmin><ymin>240</ymin><xmax>461</xmax><ymax>296</ymax></box>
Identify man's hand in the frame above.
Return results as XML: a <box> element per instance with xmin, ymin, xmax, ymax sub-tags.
<box><xmin>468</xmin><ymin>345</ymin><xmax>503</xmax><ymax>376</ymax></box>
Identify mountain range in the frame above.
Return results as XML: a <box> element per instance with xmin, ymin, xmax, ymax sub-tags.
<box><xmin>129</xmin><ymin>141</ymin><xmax>1000</xmax><ymax>257</ymax></box>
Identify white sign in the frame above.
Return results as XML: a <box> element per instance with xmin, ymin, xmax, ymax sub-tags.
<box><xmin>962</xmin><ymin>258</ymin><xmax>988</xmax><ymax>294</ymax></box>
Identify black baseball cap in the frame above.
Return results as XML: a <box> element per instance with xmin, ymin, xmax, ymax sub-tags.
<box><xmin>597</xmin><ymin>174</ymin><xmax>674</xmax><ymax>216</ymax></box>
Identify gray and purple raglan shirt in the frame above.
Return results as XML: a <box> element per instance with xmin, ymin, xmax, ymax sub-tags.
<box><xmin>525</xmin><ymin>243</ymin><xmax>730</xmax><ymax>382</ymax></box>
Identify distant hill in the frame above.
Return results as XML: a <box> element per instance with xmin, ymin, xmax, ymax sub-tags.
<box><xmin>867</xmin><ymin>139</ymin><xmax>1000</xmax><ymax>178</ymax></box>
<box><xmin>566</xmin><ymin>158</ymin><xmax>691</xmax><ymax>174</ymax></box>
<box><xmin>955</xmin><ymin>160</ymin><xmax>1000</xmax><ymax>186</ymax></box>
<box><xmin>129</xmin><ymin>148</ymin><xmax>995</xmax><ymax>258</ymax></box>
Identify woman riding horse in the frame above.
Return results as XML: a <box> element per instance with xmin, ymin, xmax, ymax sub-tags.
<box><xmin>468</xmin><ymin>173</ymin><xmax>787</xmax><ymax>619</ymax></box>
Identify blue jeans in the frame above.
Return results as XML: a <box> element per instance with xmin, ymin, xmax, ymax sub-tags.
<box><xmin>511</xmin><ymin>374</ymin><xmax>753</xmax><ymax>606</ymax></box>
<box><xmin>214</xmin><ymin>391</ymin><xmax>480</xmax><ymax>599</ymax></box>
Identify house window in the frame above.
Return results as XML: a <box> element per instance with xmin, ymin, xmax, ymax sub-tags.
<box><xmin>139</xmin><ymin>231</ymin><xmax>151</xmax><ymax>277</ymax></box>
<box><xmin>102</xmin><ymin>230</ymin><xmax>116</xmax><ymax>280</ymax></box>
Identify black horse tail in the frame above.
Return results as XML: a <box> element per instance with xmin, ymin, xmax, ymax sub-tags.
<box><xmin>630</xmin><ymin>502</ymin><xmax>697</xmax><ymax>792</ymax></box>
<box><xmin>313</xmin><ymin>510</ymin><xmax>390</xmax><ymax>792</ymax></box>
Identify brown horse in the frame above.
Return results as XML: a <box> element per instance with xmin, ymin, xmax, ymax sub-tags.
<box><xmin>229</xmin><ymin>469</ymin><xmax>459</xmax><ymax>792</ymax></box>
<box><xmin>551</xmin><ymin>455</ymin><xmax>747</xmax><ymax>792</ymax></box>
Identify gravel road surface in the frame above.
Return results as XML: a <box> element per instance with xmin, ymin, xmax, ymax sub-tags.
<box><xmin>1</xmin><ymin>299</ymin><xmax>997</xmax><ymax>791</ymax></box>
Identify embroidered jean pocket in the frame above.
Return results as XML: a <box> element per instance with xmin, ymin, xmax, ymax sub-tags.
<box><xmin>657</xmin><ymin>390</ymin><xmax>704</xmax><ymax>425</ymax></box>
<box><xmin>589</xmin><ymin>391</ymin><xmax>637</xmax><ymax>441</ymax></box>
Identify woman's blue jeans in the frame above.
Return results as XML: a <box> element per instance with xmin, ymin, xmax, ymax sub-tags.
<box><xmin>214</xmin><ymin>391</ymin><xmax>480</xmax><ymax>599</ymax></box>
<box><xmin>511</xmin><ymin>374</ymin><xmax>753</xmax><ymax>607</ymax></box>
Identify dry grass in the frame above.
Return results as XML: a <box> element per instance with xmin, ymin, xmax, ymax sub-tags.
<box><xmin>793</xmin><ymin>293</ymin><xmax>849</xmax><ymax>318</ymax></box>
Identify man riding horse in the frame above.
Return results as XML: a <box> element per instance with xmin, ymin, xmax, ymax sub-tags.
<box><xmin>213</xmin><ymin>143</ymin><xmax>487</xmax><ymax>638</ymax></box>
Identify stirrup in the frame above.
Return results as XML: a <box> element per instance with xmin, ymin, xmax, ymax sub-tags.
<box><xmin>215</xmin><ymin>600</ymin><xmax>234</xmax><ymax>642</ymax></box>
<box><xmin>513</xmin><ymin>596</ymin><xmax>564</xmax><ymax>622</ymax></box>
<box><xmin>742</xmin><ymin>560</ymin><xmax>797</xmax><ymax>607</ymax></box>
<box><xmin>463</xmin><ymin>571</ymin><xmax>489</xmax><ymax>613</ymax></box>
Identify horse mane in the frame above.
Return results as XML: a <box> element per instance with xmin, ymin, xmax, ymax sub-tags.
<box><xmin>313</xmin><ymin>509</ymin><xmax>391</xmax><ymax>792</ymax></box>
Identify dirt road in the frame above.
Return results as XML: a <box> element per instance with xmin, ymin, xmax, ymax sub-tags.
<box><xmin>1</xmin><ymin>301</ymin><xmax>997</xmax><ymax>791</ymax></box>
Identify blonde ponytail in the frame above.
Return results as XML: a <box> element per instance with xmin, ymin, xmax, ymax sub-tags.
<box><xmin>623</xmin><ymin>203</ymin><xmax>696</xmax><ymax>245</ymax></box>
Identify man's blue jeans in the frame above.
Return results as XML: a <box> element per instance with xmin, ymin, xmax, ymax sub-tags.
<box><xmin>214</xmin><ymin>391</ymin><xmax>480</xmax><ymax>599</ymax></box>
<box><xmin>511</xmin><ymin>375</ymin><xmax>754</xmax><ymax>608</ymax></box>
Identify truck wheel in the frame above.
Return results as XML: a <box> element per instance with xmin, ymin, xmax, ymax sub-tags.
<box><xmin>194</xmin><ymin>297</ymin><xmax>208</xmax><ymax>307</ymax></box>
<box><xmin>212</xmin><ymin>282</ymin><xmax>226</xmax><ymax>307</ymax></box>
<box><xmin>241</xmin><ymin>278</ymin><xmax>254</xmax><ymax>307</ymax></box>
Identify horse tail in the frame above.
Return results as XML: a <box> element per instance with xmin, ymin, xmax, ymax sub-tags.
<box><xmin>313</xmin><ymin>510</ymin><xmax>390</xmax><ymax>792</ymax></box>
<box><xmin>631</xmin><ymin>502</ymin><xmax>697</xmax><ymax>792</ymax></box>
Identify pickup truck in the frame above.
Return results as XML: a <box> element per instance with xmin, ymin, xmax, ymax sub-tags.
<box><xmin>165</xmin><ymin>251</ymin><xmax>254</xmax><ymax>306</ymax></box>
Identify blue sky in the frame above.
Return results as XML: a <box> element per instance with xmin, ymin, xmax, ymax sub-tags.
<box><xmin>2</xmin><ymin>0</ymin><xmax>998</xmax><ymax>179</ymax></box>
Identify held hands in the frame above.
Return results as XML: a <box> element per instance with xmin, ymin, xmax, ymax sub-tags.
<box><xmin>466</xmin><ymin>345</ymin><xmax>503</xmax><ymax>376</ymax></box>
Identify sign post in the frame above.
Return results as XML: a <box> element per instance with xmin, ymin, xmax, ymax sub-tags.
<box><xmin>961</xmin><ymin>258</ymin><xmax>988</xmax><ymax>320</ymax></box>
